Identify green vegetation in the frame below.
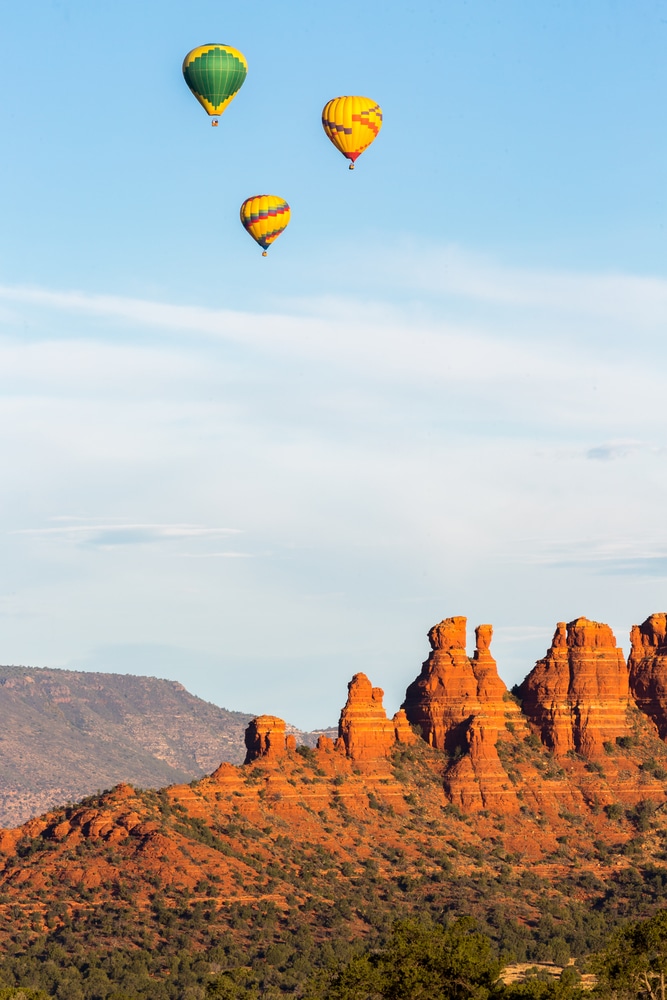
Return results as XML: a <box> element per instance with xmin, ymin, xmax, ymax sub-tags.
<box><xmin>3</xmin><ymin>880</ymin><xmax>667</xmax><ymax>1000</ymax></box>
<box><xmin>596</xmin><ymin>909</ymin><xmax>667</xmax><ymax>1000</ymax></box>
<box><xmin>5</xmin><ymin>739</ymin><xmax>667</xmax><ymax>998</ymax></box>
<box><xmin>328</xmin><ymin>918</ymin><xmax>500</xmax><ymax>1000</ymax></box>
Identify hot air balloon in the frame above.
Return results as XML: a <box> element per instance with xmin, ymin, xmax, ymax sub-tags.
<box><xmin>240</xmin><ymin>195</ymin><xmax>291</xmax><ymax>256</ymax></box>
<box><xmin>182</xmin><ymin>44</ymin><xmax>247</xmax><ymax>126</ymax></box>
<box><xmin>321</xmin><ymin>96</ymin><xmax>383</xmax><ymax>169</ymax></box>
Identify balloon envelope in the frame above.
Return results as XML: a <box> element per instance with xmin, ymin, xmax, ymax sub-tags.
<box><xmin>240</xmin><ymin>195</ymin><xmax>291</xmax><ymax>254</ymax></box>
<box><xmin>322</xmin><ymin>96</ymin><xmax>382</xmax><ymax>166</ymax></box>
<box><xmin>182</xmin><ymin>44</ymin><xmax>247</xmax><ymax>118</ymax></box>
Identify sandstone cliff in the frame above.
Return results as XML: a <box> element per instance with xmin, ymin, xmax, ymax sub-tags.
<box><xmin>518</xmin><ymin>618</ymin><xmax>632</xmax><ymax>756</ymax></box>
<box><xmin>402</xmin><ymin>617</ymin><xmax>520</xmax><ymax>749</ymax></box>
<box><xmin>629</xmin><ymin>613</ymin><xmax>667</xmax><ymax>740</ymax></box>
<box><xmin>402</xmin><ymin>618</ymin><xmax>528</xmax><ymax>813</ymax></box>
<box><xmin>337</xmin><ymin>673</ymin><xmax>417</xmax><ymax>761</ymax></box>
<box><xmin>244</xmin><ymin>715</ymin><xmax>291</xmax><ymax>762</ymax></box>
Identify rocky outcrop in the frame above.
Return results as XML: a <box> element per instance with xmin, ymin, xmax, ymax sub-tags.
<box><xmin>518</xmin><ymin>618</ymin><xmax>632</xmax><ymax>756</ymax></box>
<box><xmin>443</xmin><ymin>717</ymin><xmax>521</xmax><ymax>815</ymax></box>
<box><xmin>403</xmin><ymin>618</ymin><xmax>525</xmax><ymax>813</ymax></box>
<box><xmin>337</xmin><ymin>674</ymin><xmax>397</xmax><ymax>761</ymax></box>
<box><xmin>392</xmin><ymin>708</ymin><xmax>418</xmax><ymax>745</ymax></box>
<box><xmin>244</xmin><ymin>715</ymin><xmax>288</xmax><ymax>763</ymax></box>
<box><xmin>402</xmin><ymin>617</ymin><xmax>515</xmax><ymax>751</ymax></box>
<box><xmin>629</xmin><ymin>613</ymin><xmax>667</xmax><ymax>739</ymax></box>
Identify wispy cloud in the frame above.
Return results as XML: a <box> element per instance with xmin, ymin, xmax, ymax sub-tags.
<box><xmin>586</xmin><ymin>440</ymin><xmax>644</xmax><ymax>460</ymax></box>
<box><xmin>176</xmin><ymin>552</ymin><xmax>254</xmax><ymax>559</ymax></box>
<box><xmin>1</xmin><ymin>258</ymin><xmax>667</xmax><ymax>722</ymax></box>
<box><xmin>1</xmin><ymin>247</ymin><xmax>666</xmax><ymax>377</ymax></box>
<box><xmin>13</xmin><ymin>523</ymin><xmax>242</xmax><ymax>548</ymax></box>
<box><xmin>557</xmin><ymin>557</ymin><xmax>667</xmax><ymax>578</ymax></box>
<box><xmin>518</xmin><ymin>537</ymin><xmax>667</xmax><ymax>577</ymax></box>
<box><xmin>392</xmin><ymin>244</ymin><xmax>667</xmax><ymax>326</ymax></box>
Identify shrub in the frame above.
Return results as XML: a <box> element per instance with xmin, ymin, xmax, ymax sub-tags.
<box><xmin>627</xmin><ymin>799</ymin><xmax>657</xmax><ymax>831</ymax></box>
<box><xmin>604</xmin><ymin>803</ymin><xmax>624</xmax><ymax>820</ymax></box>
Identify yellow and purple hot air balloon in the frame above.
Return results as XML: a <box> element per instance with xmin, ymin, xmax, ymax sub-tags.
<box><xmin>240</xmin><ymin>195</ymin><xmax>291</xmax><ymax>256</ymax></box>
<box><xmin>321</xmin><ymin>96</ymin><xmax>383</xmax><ymax>169</ymax></box>
<box><xmin>182</xmin><ymin>44</ymin><xmax>247</xmax><ymax>125</ymax></box>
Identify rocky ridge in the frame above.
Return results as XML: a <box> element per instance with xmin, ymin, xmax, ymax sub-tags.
<box><xmin>237</xmin><ymin>612</ymin><xmax>667</xmax><ymax>817</ymax></box>
<box><xmin>0</xmin><ymin>665</ymin><xmax>334</xmax><ymax>827</ymax></box>
<box><xmin>3</xmin><ymin>613</ymin><xmax>667</xmax><ymax>991</ymax></box>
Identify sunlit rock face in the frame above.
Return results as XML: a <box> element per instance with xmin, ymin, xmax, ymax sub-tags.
<box><xmin>402</xmin><ymin>617</ymin><xmax>512</xmax><ymax>752</ymax></box>
<box><xmin>244</xmin><ymin>715</ymin><xmax>288</xmax><ymax>763</ymax></box>
<box><xmin>629</xmin><ymin>613</ymin><xmax>667</xmax><ymax>740</ymax></box>
<box><xmin>402</xmin><ymin>618</ymin><xmax>525</xmax><ymax>813</ymax></box>
<box><xmin>337</xmin><ymin>673</ymin><xmax>398</xmax><ymax>761</ymax></box>
<box><xmin>518</xmin><ymin>618</ymin><xmax>632</xmax><ymax>757</ymax></box>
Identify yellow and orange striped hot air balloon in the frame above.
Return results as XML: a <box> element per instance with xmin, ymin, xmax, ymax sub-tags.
<box><xmin>321</xmin><ymin>96</ymin><xmax>383</xmax><ymax>169</ymax></box>
<box><xmin>240</xmin><ymin>195</ymin><xmax>291</xmax><ymax>256</ymax></box>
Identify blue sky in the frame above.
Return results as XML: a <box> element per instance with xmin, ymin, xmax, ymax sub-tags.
<box><xmin>0</xmin><ymin>0</ymin><xmax>666</xmax><ymax>729</ymax></box>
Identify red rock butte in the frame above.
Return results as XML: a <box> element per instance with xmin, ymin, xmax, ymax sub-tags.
<box><xmin>244</xmin><ymin>715</ymin><xmax>291</xmax><ymax>763</ymax></box>
<box><xmin>518</xmin><ymin>617</ymin><xmax>632</xmax><ymax>757</ymax></box>
<box><xmin>240</xmin><ymin>612</ymin><xmax>667</xmax><ymax>815</ymax></box>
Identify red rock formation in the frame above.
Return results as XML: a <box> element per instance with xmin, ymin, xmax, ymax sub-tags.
<box><xmin>392</xmin><ymin>709</ymin><xmax>418</xmax><ymax>745</ymax></box>
<box><xmin>402</xmin><ymin>617</ymin><xmax>514</xmax><ymax>751</ymax></box>
<box><xmin>337</xmin><ymin>673</ymin><xmax>397</xmax><ymax>761</ymax></box>
<box><xmin>444</xmin><ymin>718</ymin><xmax>520</xmax><ymax>815</ymax></box>
<box><xmin>403</xmin><ymin>618</ymin><xmax>525</xmax><ymax>813</ymax></box>
<box><xmin>629</xmin><ymin>613</ymin><xmax>667</xmax><ymax>739</ymax></box>
<box><xmin>244</xmin><ymin>715</ymin><xmax>288</xmax><ymax>763</ymax></box>
<box><xmin>519</xmin><ymin>618</ymin><xmax>632</xmax><ymax>756</ymax></box>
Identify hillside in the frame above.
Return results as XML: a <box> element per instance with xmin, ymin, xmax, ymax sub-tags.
<box><xmin>2</xmin><ymin>612</ymin><xmax>667</xmax><ymax>998</ymax></box>
<box><xmin>0</xmin><ymin>664</ymin><xmax>257</xmax><ymax>827</ymax></box>
<box><xmin>0</xmin><ymin>665</ymin><xmax>331</xmax><ymax>828</ymax></box>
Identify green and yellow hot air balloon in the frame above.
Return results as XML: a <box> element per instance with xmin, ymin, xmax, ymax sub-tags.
<box><xmin>240</xmin><ymin>195</ymin><xmax>290</xmax><ymax>256</ymax></box>
<box><xmin>182</xmin><ymin>44</ymin><xmax>247</xmax><ymax>125</ymax></box>
<box><xmin>322</xmin><ymin>96</ymin><xmax>383</xmax><ymax>169</ymax></box>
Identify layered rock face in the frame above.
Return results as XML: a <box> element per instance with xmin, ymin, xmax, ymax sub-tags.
<box><xmin>337</xmin><ymin>673</ymin><xmax>416</xmax><ymax>761</ymax></box>
<box><xmin>402</xmin><ymin>617</ymin><xmax>512</xmax><ymax>751</ymax></box>
<box><xmin>403</xmin><ymin>618</ymin><xmax>524</xmax><ymax>812</ymax></box>
<box><xmin>518</xmin><ymin>618</ymin><xmax>632</xmax><ymax>756</ymax></box>
<box><xmin>244</xmin><ymin>715</ymin><xmax>288</xmax><ymax>763</ymax></box>
<box><xmin>393</xmin><ymin>708</ymin><xmax>418</xmax><ymax>745</ymax></box>
<box><xmin>242</xmin><ymin>612</ymin><xmax>667</xmax><ymax>815</ymax></box>
<box><xmin>629</xmin><ymin>613</ymin><xmax>667</xmax><ymax>739</ymax></box>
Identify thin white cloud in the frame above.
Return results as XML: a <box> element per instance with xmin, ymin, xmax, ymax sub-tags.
<box><xmin>366</xmin><ymin>242</ymin><xmax>667</xmax><ymax>326</ymax></box>
<box><xmin>586</xmin><ymin>441</ymin><xmax>644</xmax><ymax>461</ymax></box>
<box><xmin>176</xmin><ymin>552</ymin><xmax>255</xmax><ymax>559</ymax></box>
<box><xmin>1</xmin><ymin>258</ymin><xmax>667</xmax><ymax>722</ymax></box>
<box><xmin>13</xmin><ymin>523</ymin><xmax>242</xmax><ymax>548</ymax></box>
<box><xmin>516</xmin><ymin>536</ymin><xmax>667</xmax><ymax>576</ymax></box>
<box><xmin>0</xmin><ymin>248</ymin><xmax>666</xmax><ymax>384</ymax></box>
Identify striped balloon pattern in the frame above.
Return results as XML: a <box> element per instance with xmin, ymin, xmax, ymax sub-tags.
<box><xmin>322</xmin><ymin>96</ymin><xmax>383</xmax><ymax>168</ymax></box>
<box><xmin>182</xmin><ymin>44</ymin><xmax>248</xmax><ymax>118</ymax></box>
<box><xmin>240</xmin><ymin>195</ymin><xmax>291</xmax><ymax>255</ymax></box>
